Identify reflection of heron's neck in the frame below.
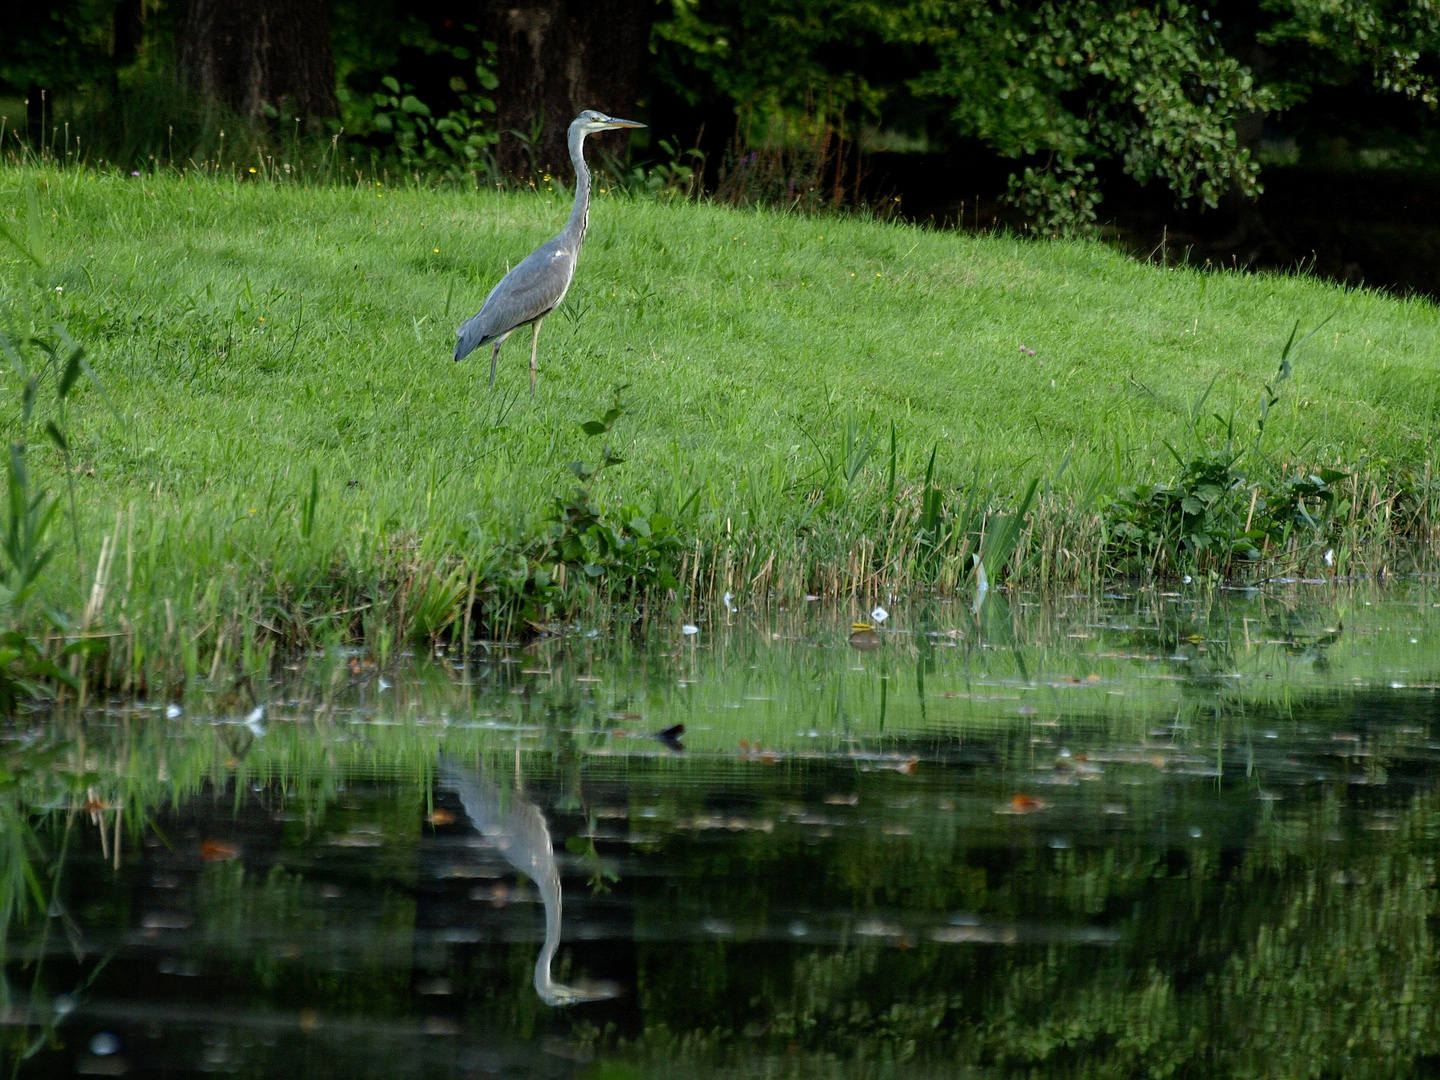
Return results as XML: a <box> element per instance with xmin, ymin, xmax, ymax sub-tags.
<box><xmin>533</xmin><ymin>856</ymin><xmax>566</xmax><ymax>1005</ymax></box>
<box><xmin>564</xmin><ymin>125</ymin><xmax>592</xmax><ymax>250</ymax></box>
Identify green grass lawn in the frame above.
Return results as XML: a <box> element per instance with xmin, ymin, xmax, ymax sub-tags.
<box><xmin>2</xmin><ymin>165</ymin><xmax>1439</xmax><ymax>685</ymax></box>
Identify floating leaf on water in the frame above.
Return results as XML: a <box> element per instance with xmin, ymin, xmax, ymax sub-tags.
<box><xmin>200</xmin><ymin>840</ymin><xmax>239</xmax><ymax>861</ymax></box>
<box><xmin>90</xmin><ymin>1033</ymin><xmax>120</xmax><ymax>1056</ymax></box>
<box><xmin>653</xmin><ymin>723</ymin><xmax>686</xmax><ymax>752</ymax></box>
<box><xmin>849</xmin><ymin>623</ymin><xmax>881</xmax><ymax>650</ymax></box>
<box><xmin>427</xmin><ymin>809</ymin><xmax>456</xmax><ymax>826</ymax></box>
<box><xmin>1003</xmin><ymin>794</ymin><xmax>1048</xmax><ymax>814</ymax></box>
<box><xmin>855</xmin><ymin>919</ymin><xmax>902</xmax><ymax>937</ymax></box>
<box><xmin>244</xmin><ymin>705</ymin><xmax>266</xmax><ymax>737</ymax></box>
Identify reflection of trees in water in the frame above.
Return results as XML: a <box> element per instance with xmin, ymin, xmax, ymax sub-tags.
<box><xmin>4</xmin><ymin>602</ymin><xmax>1440</xmax><ymax>1075</ymax></box>
<box><xmin>621</xmin><ymin>783</ymin><xmax>1440</xmax><ymax>1076</ymax></box>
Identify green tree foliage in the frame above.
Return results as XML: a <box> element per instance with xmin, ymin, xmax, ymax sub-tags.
<box><xmin>655</xmin><ymin>0</ymin><xmax>1440</xmax><ymax>230</ymax></box>
<box><xmin>1261</xmin><ymin>0</ymin><xmax>1440</xmax><ymax>105</ymax></box>
<box><xmin>0</xmin><ymin>1</ymin><xmax>121</xmax><ymax>98</ymax></box>
<box><xmin>911</xmin><ymin>2</ymin><xmax>1271</xmax><ymax>229</ymax></box>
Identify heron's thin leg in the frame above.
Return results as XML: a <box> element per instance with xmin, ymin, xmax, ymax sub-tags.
<box><xmin>529</xmin><ymin>318</ymin><xmax>544</xmax><ymax>396</ymax></box>
<box><xmin>489</xmin><ymin>340</ymin><xmax>502</xmax><ymax>388</ymax></box>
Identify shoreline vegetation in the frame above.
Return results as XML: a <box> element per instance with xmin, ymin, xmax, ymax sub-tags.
<box><xmin>1</xmin><ymin>159</ymin><xmax>1439</xmax><ymax>700</ymax></box>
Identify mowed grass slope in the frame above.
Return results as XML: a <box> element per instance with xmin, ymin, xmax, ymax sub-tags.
<box><xmin>2</xmin><ymin>165</ymin><xmax>1439</xmax><ymax>672</ymax></box>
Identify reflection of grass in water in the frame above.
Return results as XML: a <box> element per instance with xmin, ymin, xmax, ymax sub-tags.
<box><xmin>4</xmin><ymin>585</ymin><xmax>1437</xmax><ymax>824</ymax></box>
<box><xmin>4</xmin><ymin>592</ymin><xmax>1440</xmax><ymax>1073</ymax></box>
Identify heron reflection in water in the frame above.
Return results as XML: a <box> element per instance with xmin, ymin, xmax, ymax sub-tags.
<box><xmin>437</xmin><ymin>755</ymin><xmax>619</xmax><ymax>1006</ymax></box>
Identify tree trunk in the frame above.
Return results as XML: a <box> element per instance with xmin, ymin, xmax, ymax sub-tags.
<box><xmin>175</xmin><ymin>0</ymin><xmax>338</xmax><ymax>123</ymax></box>
<box><xmin>480</xmin><ymin>0</ymin><xmax>651</xmax><ymax>178</ymax></box>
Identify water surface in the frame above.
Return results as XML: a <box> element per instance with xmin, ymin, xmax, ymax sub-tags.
<box><xmin>6</xmin><ymin>585</ymin><xmax>1440</xmax><ymax>1077</ymax></box>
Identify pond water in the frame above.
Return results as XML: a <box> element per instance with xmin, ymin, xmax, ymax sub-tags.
<box><xmin>6</xmin><ymin>584</ymin><xmax>1440</xmax><ymax>1078</ymax></box>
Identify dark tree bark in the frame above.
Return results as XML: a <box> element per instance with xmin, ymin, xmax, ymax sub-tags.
<box><xmin>175</xmin><ymin>0</ymin><xmax>338</xmax><ymax>122</ymax></box>
<box><xmin>480</xmin><ymin>0</ymin><xmax>651</xmax><ymax>178</ymax></box>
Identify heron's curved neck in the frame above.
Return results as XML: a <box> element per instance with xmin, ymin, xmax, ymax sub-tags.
<box><xmin>532</xmin><ymin>862</ymin><xmax>564</xmax><ymax>1004</ymax></box>
<box><xmin>563</xmin><ymin>125</ymin><xmax>591</xmax><ymax>249</ymax></box>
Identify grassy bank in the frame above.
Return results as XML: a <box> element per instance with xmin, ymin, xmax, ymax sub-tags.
<box><xmin>2</xmin><ymin>164</ymin><xmax>1440</xmax><ymax>691</ymax></box>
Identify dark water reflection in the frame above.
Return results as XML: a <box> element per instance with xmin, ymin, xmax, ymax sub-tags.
<box><xmin>7</xmin><ymin>584</ymin><xmax>1440</xmax><ymax>1077</ymax></box>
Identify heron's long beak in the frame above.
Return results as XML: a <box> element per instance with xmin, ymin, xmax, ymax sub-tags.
<box><xmin>602</xmin><ymin>117</ymin><xmax>646</xmax><ymax>130</ymax></box>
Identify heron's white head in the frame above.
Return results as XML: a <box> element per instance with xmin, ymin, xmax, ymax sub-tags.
<box><xmin>572</xmin><ymin>110</ymin><xmax>646</xmax><ymax>134</ymax></box>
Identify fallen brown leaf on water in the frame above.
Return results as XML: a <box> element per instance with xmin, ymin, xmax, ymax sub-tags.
<box><xmin>427</xmin><ymin>809</ymin><xmax>456</xmax><ymax>826</ymax></box>
<box><xmin>1008</xmin><ymin>794</ymin><xmax>1048</xmax><ymax>814</ymax></box>
<box><xmin>201</xmin><ymin>840</ymin><xmax>239</xmax><ymax>861</ymax></box>
<box><xmin>739</xmin><ymin>740</ymin><xmax>779</xmax><ymax>764</ymax></box>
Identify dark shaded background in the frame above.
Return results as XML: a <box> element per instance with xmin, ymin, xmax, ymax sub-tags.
<box><xmin>4</xmin><ymin>0</ymin><xmax>1440</xmax><ymax>297</ymax></box>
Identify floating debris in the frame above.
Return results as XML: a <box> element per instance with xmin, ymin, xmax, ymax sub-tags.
<box><xmin>200</xmin><ymin>840</ymin><xmax>239</xmax><ymax>862</ymax></box>
<box><xmin>849</xmin><ymin>622</ymin><xmax>881</xmax><ymax>650</ymax></box>
<box><xmin>653</xmin><ymin>723</ymin><xmax>686</xmax><ymax>752</ymax></box>
<box><xmin>998</xmin><ymin>795</ymin><xmax>1049</xmax><ymax>815</ymax></box>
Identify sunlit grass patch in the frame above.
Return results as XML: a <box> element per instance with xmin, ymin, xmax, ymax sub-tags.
<box><xmin>2</xmin><ymin>163</ymin><xmax>1440</xmax><ymax>692</ymax></box>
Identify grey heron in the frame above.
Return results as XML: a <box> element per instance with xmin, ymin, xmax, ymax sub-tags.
<box><xmin>437</xmin><ymin>754</ymin><xmax>619</xmax><ymax>1006</ymax></box>
<box><xmin>454</xmin><ymin>110</ymin><xmax>646</xmax><ymax>393</ymax></box>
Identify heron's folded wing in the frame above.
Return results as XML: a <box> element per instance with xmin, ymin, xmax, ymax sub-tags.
<box><xmin>457</xmin><ymin>245</ymin><xmax>574</xmax><ymax>347</ymax></box>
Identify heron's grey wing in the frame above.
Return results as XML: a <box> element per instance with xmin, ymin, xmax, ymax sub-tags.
<box><xmin>436</xmin><ymin>754</ymin><xmax>556</xmax><ymax>887</ymax></box>
<box><xmin>454</xmin><ymin>242</ymin><xmax>576</xmax><ymax>362</ymax></box>
<box><xmin>437</xmin><ymin>754</ymin><xmax>506</xmax><ymax>835</ymax></box>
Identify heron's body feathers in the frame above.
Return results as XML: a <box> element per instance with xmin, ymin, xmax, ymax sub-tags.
<box><xmin>453</xmin><ymin>241</ymin><xmax>577</xmax><ymax>363</ymax></box>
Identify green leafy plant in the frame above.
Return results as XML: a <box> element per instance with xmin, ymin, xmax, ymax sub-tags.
<box><xmin>0</xmin><ymin>191</ymin><xmax>114</xmax><ymax>707</ymax></box>
<box><xmin>601</xmin><ymin>139</ymin><xmax>707</xmax><ymax>201</ymax></box>
<box><xmin>366</xmin><ymin>53</ymin><xmax>499</xmax><ymax>175</ymax></box>
<box><xmin>1104</xmin><ymin>320</ymin><xmax>1344</xmax><ymax>576</ymax></box>
<box><xmin>547</xmin><ymin>390</ymin><xmax>686</xmax><ymax>593</ymax></box>
<box><xmin>0</xmin><ymin>331</ymin><xmax>105</xmax><ymax>707</ymax></box>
